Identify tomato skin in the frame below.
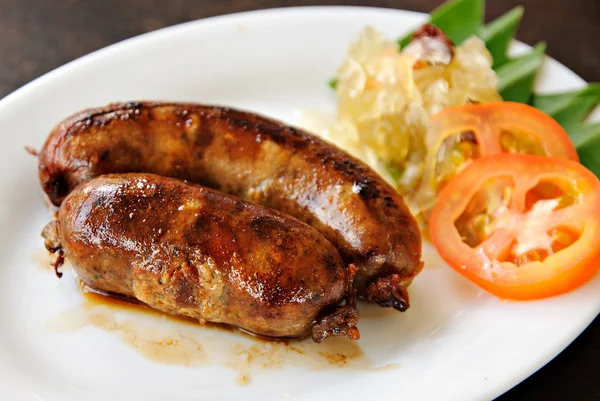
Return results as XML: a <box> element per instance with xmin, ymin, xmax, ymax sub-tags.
<box><xmin>429</xmin><ymin>154</ymin><xmax>600</xmax><ymax>300</ymax></box>
<box><xmin>428</xmin><ymin>102</ymin><xmax>579</xmax><ymax>161</ymax></box>
<box><xmin>416</xmin><ymin>102</ymin><xmax>579</xmax><ymax>216</ymax></box>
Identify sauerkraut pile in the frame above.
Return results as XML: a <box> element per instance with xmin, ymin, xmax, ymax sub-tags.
<box><xmin>298</xmin><ymin>24</ymin><xmax>501</xmax><ymax>215</ymax></box>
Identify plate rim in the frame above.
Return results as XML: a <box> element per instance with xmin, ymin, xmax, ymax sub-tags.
<box><xmin>0</xmin><ymin>6</ymin><xmax>597</xmax><ymax>401</ymax></box>
<box><xmin>0</xmin><ymin>5</ymin><xmax>588</xmax><ymax>112</ymax></box>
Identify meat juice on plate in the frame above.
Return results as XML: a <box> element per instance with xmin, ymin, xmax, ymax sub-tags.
<box><xmin>44</xmin><ymin>266</ymin><xmax>371</xmax><ymax>385</ymax></box>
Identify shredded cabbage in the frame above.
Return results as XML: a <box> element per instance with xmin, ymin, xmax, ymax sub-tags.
<box><xmin>298</xmin><ymin>26</ymin><xmax>501</xmax><ymax>214</ymax></box>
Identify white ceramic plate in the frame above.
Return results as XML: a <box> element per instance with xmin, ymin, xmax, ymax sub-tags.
<box><xmin>0</xmin><ymin>6</ymin><xmax>598</xmax><ymax>401</ymax></box>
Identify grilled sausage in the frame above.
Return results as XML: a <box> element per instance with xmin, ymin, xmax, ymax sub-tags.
<box><xmin>41</xmin><ymin>173</ymin><xmax>359</xmax><ymax>342</ymax></box>
<box><xmin>38</xmin><ymin>102</ymin><xmax>423</xmax><ymax>310</ymax></box>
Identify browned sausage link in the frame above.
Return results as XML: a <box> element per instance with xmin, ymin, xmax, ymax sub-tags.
<box><xmin>41</xmin><ymin>173</ymin><xmax>359</xmax><ymax>342</ymax></box>
<box><xmin>38</xmin><ymin>102</ymin><xmax>423</xmax><ymax>310</ymax></box>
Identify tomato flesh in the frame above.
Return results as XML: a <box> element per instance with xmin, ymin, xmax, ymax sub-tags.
<box><xmin>416</xmin><ymin>102</ymin><xmax>579</xmax><ymax>215</ymax></box>
<box><xmin>430</xmin><ymin>154</ymin><xmax>600</xmax><ymax>300</ymax></box>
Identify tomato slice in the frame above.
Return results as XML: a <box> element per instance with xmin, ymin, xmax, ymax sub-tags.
<box><xmin>429</xmin><ymin>154</ymin><xmax>600</xmax><ymax>300</ymax></box>
<box><xmin>416</xmin><ymin>102</ymin><xmax>579</xmax><ymax>215</ymax></box>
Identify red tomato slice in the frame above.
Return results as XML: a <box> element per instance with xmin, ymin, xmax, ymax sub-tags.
<box><xmin>416</xmin><ymin>102</ymin><xmax>579</xmax><ymax>215</ymax></box>
<box><xmin>430</xmin><ymin>154</ymin><xmax>600</xmax><ymax>300</ymax></box>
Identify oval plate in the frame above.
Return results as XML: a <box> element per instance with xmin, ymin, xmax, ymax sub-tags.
<box><xmin>0</xmin><ymin>6</ymin><xmax>598</xmax><ymax>401</ymax></box>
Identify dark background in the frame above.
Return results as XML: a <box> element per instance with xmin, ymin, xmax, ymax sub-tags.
<box><xmin>1</xmin><ymin>0</ymin><xmax>599</xmax><ymax>400</ymax></box>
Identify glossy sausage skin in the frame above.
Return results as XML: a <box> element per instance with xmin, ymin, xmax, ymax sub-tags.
<box><xmin>38</xmin><ymin>102</ymin><xmax>423</xmax><ymax>310</ymax></box>
<box><xmin>41</xmin><ymin>173</ymin><xmax>359</xmax><ymax>341</ymax></box>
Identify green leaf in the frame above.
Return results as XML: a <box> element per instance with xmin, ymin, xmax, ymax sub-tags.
<box><xmin>574</xmin><ymin>128</ymin><xmax>600</xmax><ymax>177</ymax></box>
<box><xmin>398</xmin><ymin>31</ymin><xmax>412</xmax><ymax>50</ymax></box>
<box><xmin>480</xmin><ymin>6</ymin><xmax>524</xmax><ymax>68</ymax></box>
<box><xmin>532</xmin><ymin>86</ymin><xmax>600</xmax><ymax>174</ymax></box>
<box><xmin>548</xmin><ymin>97</ymin><xmax>599</xmax><ymax>134</ymax></box>
<box><xmin>399</xmin><ymin>0</ymin><xmax>484</xmax><ymax>48</ymax></box>
<box><xmin>568</xmin><ymin>122</ymin><xmax>600</xmax><ymax>150</ymax></box>
<box><xmin>496</xmin><ymin>42</ymin><xmax>546</xmax><ymax>104</ymax></box>
<box><xmin>532</xmin><ymin>85</ymin><xmax>600</xmax><ymax>145</ymax></box>
<box><xmin>328</xmin><ymin>78</ymin><xmax>338</xmax><ymax>90</ymax></box>
<box><xmin>533</xmin><ymin>85</ymin><xmax>600</xmax><ymax>122</ymax></box>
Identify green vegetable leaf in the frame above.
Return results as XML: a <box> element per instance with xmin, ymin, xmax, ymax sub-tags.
<box><xmin>574</xmin><ymin>129</ymin><xmax>600</xmax><ymax>177</ymax></box>
<box><xmin>532</xmin><ymin>85</ymin><xmax>600</xmax><ymax>154</ymax></box>
<box><xmin>531</xmin><ymin>86</ymin><xmax>600</xmax><ymax>176</ymax></box>
<box><xmin>532</xmin><ymin>85</ymin><xmax>600</xmax><ymax>129</ymax></box>
<box><xmin>399</xmin><ymin>0</ymin><xmax>484</xmax><ymax>48</ymax></box>
<box><xmin>496</xmin><ymin>42</ymin><xmax>546</xmax><ymax>104</ymax></box>
<box><xmin>568</xmin><ymin>122</ymin><xmax>600</xmax><ymax>150</ymax></box>
<box><xmin>398</xmin><ymin>32</ymin><xmax>412</xmax><ymax>50</ymax></box>
<box><xmin>328</xmin><ymin>77</ymin><xmax>338</xmax><ymax>90</ymax></box>
<box><xmin>480</xmin><ymin>6</ymin><xmax>523</xmax><ymax>68</ymax></box>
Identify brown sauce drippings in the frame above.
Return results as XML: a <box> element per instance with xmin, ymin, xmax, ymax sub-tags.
<box><xmin>46</xmin><ymin>279</ymin><xmax>383</xmax><ymax>383</ymax></box>
<box><xmin>32</xmin><ymin>248</ymin><xmax>62</xmax><ymax>273</ymax></box>
<box><xmin>80</xmin><ymin>283</ymin><xmax>237</xmax><ymax>333</ymax></box>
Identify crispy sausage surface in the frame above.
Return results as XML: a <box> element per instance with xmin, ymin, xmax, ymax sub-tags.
<box><xmin>38</xmin><ymin>102</ymin><xmax>423</xmax><ymax>310</ymax></box>
<box><xmin>42</xmin><ymin>173</ymin><xmax>359</xmax><ymax>341</ymax></box>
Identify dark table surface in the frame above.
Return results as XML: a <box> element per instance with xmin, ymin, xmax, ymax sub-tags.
<box><xmin>1</xmin><ymin>0</ymin><xmax>599</xmax><ymax>400</ymax></box>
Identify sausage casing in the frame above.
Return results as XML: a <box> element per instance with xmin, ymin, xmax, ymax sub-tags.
<box><xmin>41</xmin><ymin>173</ymin><xmax>359</xmax><ymax>341</ymax></box>
<box><xmin>38</xmin><ymin>102</ymin><xmax>423</xmax><ymax>310</ymax></box>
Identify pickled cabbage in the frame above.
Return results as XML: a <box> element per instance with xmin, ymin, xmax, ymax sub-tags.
<box><xmin>298</xmin><ymin>26</ymin><xmax>501</xmax><ymax>215</ymax></box>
